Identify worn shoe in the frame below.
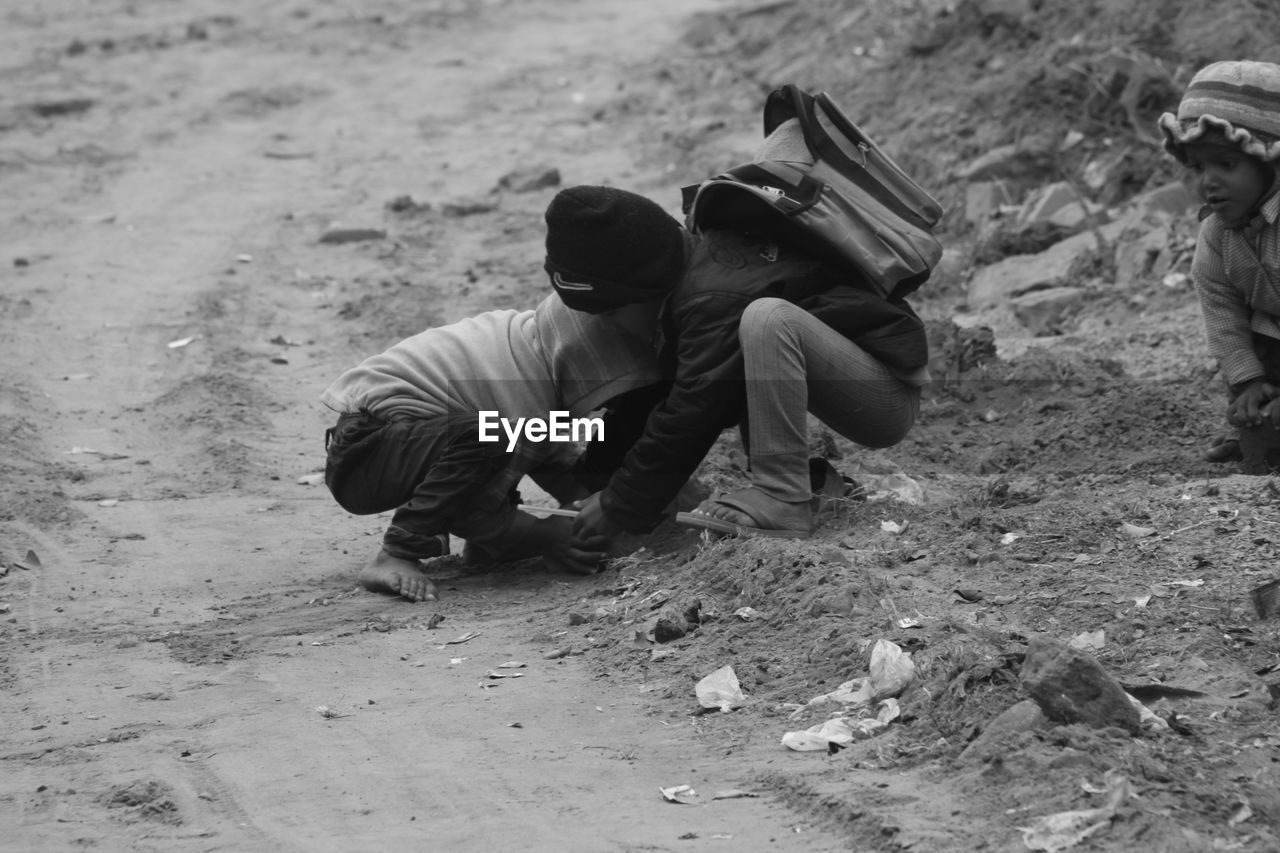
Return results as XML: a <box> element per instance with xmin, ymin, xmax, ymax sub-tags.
<box><xmin>677</xmin><ymin>488</ymin><xmax>812</xmax><ymax>539</ymax></box>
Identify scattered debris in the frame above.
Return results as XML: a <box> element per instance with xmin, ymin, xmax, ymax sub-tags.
<box><xmin>316</xmin><ymin>705</ymin><xmax>352</xmax><ymax>720</ymax></box>
<box><xmin>781</xmin><ymin>700</ymin><xmax>902</xmax><ymax>751</ymax></box>
<box><xmin>1120</xmin><ymin>522</ymin><xmax>1156</xmax><ymax>538</ymax></box>
<box><xmin>711</xmin><ymin>789</ymin><xmax>759</xmax><ymax>800</ymax></box>
<box><xmin>659</xmin><ymin>784</ymin><xmax>698</xmax><ymax>805</ymax></box>
<box><xmin>66</xmin><ymin>446</ymin><xmax>129</xmax><ymax>460</ymax></box>
<box><xmin>496</xmin><ymin>165</ymin><xmax>560</xmax><ymax>193</ymax></box>
<box><xmin>1068</xmin><ymin>630</ymin><xmax>1105</xmax><ymax>653</ymax></box>
<box><xmin>696</xmin><ymin>665</ymin><xmax>745</xmax><ymax>712</ymax></box>
<box><xmin>1250</xmin><ymin>578</ymin><xmax>1280</xmax><ymax>619</ymax></box>
<box><xmin>1018</xmin><ymin>772</ymin><xmax>1132</xmax><ymax>851</ymax></box>
<box><xmin>319</xmin><ymin>225</ymin><xmax>387</xmax><ymax>244</ymax></box>
<box><xmin>441</xmin><ymin>198</ymin><xmax>498</xmax><ymax>217</ymax></box>
<box><xmin>789</xmin><ymin>638</ymin><xmax>916</xmax><ymax>718</ymax></box>
<box><xmin>386</xmin><ymin>194</ymin><xmax>430</xmax><ymax>214</ymax></box>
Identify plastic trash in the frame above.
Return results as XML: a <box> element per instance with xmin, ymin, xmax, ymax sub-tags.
<box><xmin>1018</xmin><ymin>773</ymin><xmax>1131</xmax><ymax>851</ymax></box>
<box><xmin>869</xmin><ymin>639</ymin><xmax>915</xmax><ymax>700</ymax></box>
<box><xmin>781</xmin><ymin>700</ymin><xmax>901</xmax><ymax>751</ymax></box>
<box><xmin>660</xmin><ymin>784</ymin><xmax>698</xmax><ymax>804</ymax></box>
<box><xmin>696</xmin><ymin>664</ymin><xmax>745</xmax><ymax>712</ymax></box>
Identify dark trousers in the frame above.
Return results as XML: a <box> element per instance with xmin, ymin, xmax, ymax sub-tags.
<box><xmin>324</xmin><ymin>411</ymin><xmax>511</xmax><ymax>560</ymax></box>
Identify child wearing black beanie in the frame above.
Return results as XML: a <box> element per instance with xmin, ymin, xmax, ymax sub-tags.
<box><xmin>544</xmin><ymin>183</ymin><xmax>928</xmax><ymax>540</ymax></box>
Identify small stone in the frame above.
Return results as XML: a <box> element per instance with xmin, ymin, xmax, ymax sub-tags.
<box><xmin>319</xmin><ymin>226</ymin><xmax>387</xmax><ymax>245</ymax></box>
<box><xmin>653</xmin><ymin>618</ymin><xmax>686</xmax><ymax>643</ymax></box>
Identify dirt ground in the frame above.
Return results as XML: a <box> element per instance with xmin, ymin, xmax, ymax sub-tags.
<box><xmin>3</xmin><ymin>0</ymin><xmax>1280</xmax><ymax>852</ymax></box>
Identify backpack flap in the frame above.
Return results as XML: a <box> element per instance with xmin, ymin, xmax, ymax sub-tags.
<box><xmin>688</xmin><ymin>161</ymin><xmax>823</xmax><ymax>217</ymax></box>
<box><xmin>684</xmin><ymin>160</ymin><xmax>941</xmax><ymax>299</ymax></box>
<box><xmin>682</xmin><ymin>163</ymin><xmax>847</xmax><ymax>274</ymax></box>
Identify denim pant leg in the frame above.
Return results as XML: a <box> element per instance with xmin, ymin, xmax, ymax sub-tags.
<box><xmin>738</xmin><ymin>298</ymin><xmax>920</xmax><ymax>501</ymax></box>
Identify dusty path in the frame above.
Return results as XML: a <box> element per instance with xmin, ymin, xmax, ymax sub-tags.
<box><xmin>1</xmin><ymin>0</ymin><xmax>858</xmax><ymax>850</ymax></box>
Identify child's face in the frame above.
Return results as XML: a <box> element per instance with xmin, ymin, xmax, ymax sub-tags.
<box><xmin>1184</xmin><ymin>142</ymin><xmax>1274</xmax><ymax>226</ymax></box>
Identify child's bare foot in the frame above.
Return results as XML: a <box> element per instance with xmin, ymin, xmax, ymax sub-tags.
<box><xmin>357</xmin><ymin>549</ymin><xmax>438</xmax><ymax>602</ymax></box>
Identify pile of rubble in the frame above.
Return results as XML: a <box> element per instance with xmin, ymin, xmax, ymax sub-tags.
<box><xmin>954</xmin><ymin>157</ymin><xmax>1198</xmax><ymax>336</ymax></box>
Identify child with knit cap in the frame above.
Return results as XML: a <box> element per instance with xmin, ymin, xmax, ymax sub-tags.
<box><xmin>545</xmin><ymin>176</ymin><xmax>928</xmax><ymax>541</ymax></box>
<box><xmin>1159</xmin><ymin>60</ymin><xmax>1280</xmax><ymax>473</ymax></box>
<box><xmin>321</xmin><ymin>259</ymin><xmax>670</xmax><ymax>602</ymax></box>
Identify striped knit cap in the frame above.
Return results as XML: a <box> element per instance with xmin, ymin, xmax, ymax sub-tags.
<box><xmin>1159</xmin><ymin>60</ymin><xmax>1280</xmax><ymax>164</ymax></box>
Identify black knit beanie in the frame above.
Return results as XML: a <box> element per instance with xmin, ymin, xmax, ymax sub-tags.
<box><xmin>544</xmin><ymin>185</ymin><xmax>686</xmax><ymax>313</ymax></box>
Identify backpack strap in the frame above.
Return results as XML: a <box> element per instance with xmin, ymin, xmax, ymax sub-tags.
<box><xmin>764</xmin><ymin>84</ymin><xmax>865</xmax><ymax>175</ymax></box>
<box><xmin>762</xmin><ymin>83</ymin><xmax>804</xmax><ymax>136</ymax></box>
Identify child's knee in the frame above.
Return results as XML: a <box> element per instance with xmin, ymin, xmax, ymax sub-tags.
<box><xmin>739</xmin><ymin>297</ymin><xmax>799</xmax><ymax>345</ymax></box>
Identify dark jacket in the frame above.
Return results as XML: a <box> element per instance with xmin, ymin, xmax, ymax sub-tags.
<box><xmin>600</xmin><ymin>228</ymin><xmax>928</xmax><ymax>532</ymax></box>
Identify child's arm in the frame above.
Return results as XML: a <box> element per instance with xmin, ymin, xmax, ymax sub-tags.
<box><xmin>1194</xmin><ymin>222</ymin><xmax>1269</xmax><ymax>387</ymax></box>
<box><xmin>503</xmin><ymin>513</ymin><xmax>609</xmax><ymax>574</ymax></box>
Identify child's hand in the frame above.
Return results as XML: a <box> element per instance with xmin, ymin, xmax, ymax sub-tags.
<box><xmin>532</xmin><ymin>516</ymin><xmax>610</xmax><ymax>575</ymax></box>
<box><xmin>1265</xmin><ymin>399</ymin><xmax>1280</xmax><ymax>430</ymax></box>
<box><xmin>1227</xmin><ymin>380</ymin><xmax>1280</xmax><ymax>427</ymax></box>
<box><xmin>571</xmin><ymin>492</ymin><xmax>625</xmax><ymax>541</ymax></box>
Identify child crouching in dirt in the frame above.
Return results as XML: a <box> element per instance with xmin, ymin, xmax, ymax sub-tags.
<box><xmin>321</xmin><ymin>265</ymin><xmax>672</xmax><ymax>601</ymax></box>
<box><xmin>1160</xmin><ymin>60</ymin><xmax>1280</xmax><ymax>474</ymax></box>
<box><xmin>544</xmin><ymin>181</ymin><xmax>927</xmax><ymax>543</ymax></box>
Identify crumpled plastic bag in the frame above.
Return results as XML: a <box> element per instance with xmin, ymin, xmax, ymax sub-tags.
<box><xmin>659</xmin><ymin>784</ymin><xmax>698</xmax><ymax>804</ymax></box>
<box><xmin>861</xmin><ymin>470</ymin><xmax>924</xmax><ymax>505</ymax></box>
<box><xmin>696</xmin><ymin>664</ymin><xmax>745</xmax><ymax>712</ymax></box>
<box><xmin>781</xmin><ymin>700</ymin><xmax>901</xmax><ymax>751</ymax></box>
<box><xmin>795</xmin><ymin>675</ymin><xmax>875</xmax><ymax>716</ymax></box>
<box><xmin>1126</xmin><ymin>693</ymin><xmax>1169</xmax><ymax>732</ymax></box>
<box><xmin>868</xmin><ymin>638</ymin><xmax>915</xmax><ymax>700</ymax></box>
<box><xmin>791</xmin><ymin>639</ymin><xmax>915</xmax><ymax>717</ymax></box>
<box><xmin>1018</xmin><ymin>772</ymin><xmax>1131</xmax><ymax>851</ymax></box>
